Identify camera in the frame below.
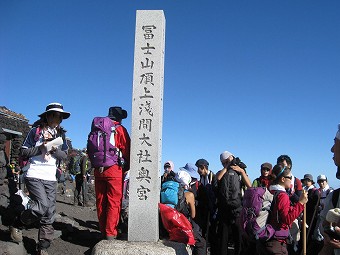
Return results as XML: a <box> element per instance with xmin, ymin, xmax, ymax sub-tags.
<box><xmin>229</xmin><ymin>157</ymin><xmax>247</xmax><ymax>169</ymax></box>
<box><xmin>324</xmin><ymin>225</ymin><xmax>340</xmax><ymax>240</ymax></box>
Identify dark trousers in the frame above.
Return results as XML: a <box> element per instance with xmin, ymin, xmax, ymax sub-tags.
<box><xmin>218</xmin><ymin>217</ymin><xmax>242</xmax><ymax>255</ymax></box>
<box><xmin>192</xmin><ymin>220</ymin><xmax>207</xmax><ymax>255</ymax></box>
<box><xmin>74</xmin><ymin>174</ymin><xmax>88</xmax><ymax>204</ymax></box>
<box><xmin>25</xmin><ymin>177</ymin><xmax>57</xmax><ymax>241</ymax></box>
<box><xmin>256</xmin><ymin>239</ymin><xmax>288</xmax><ymax>255</ymax></box>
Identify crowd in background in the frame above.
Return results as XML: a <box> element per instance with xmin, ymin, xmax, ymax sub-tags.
<box><xmin>1</xmin><ymin>102</ymin><xmax>340</xmax><ymax>255</ymax></box>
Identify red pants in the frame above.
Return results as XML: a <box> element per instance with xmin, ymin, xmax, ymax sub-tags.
<box><xmin>95</xmin><ymin>168</ymin><xmax>123</xmax><ymax>238</ymax></box>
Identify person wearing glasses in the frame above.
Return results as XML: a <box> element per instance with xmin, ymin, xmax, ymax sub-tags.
<box><xmin>16</xmin><ymin>103</ymin><xmax>70</xmax><ymax>255</ymax></box>
<box><xmin>256</xmin><ymin>164</ymin><xmax>308</xmax><ymax>255</ymax></box>
<box><xmin>252</xmin><ymin>162</ymin><xmax>273</xmax><ymax>189</ymax></box>
<box><xmin>277</xmin><ymin>155</ymin><xmax>303</xmax><ymax>254</ymax></box>
<box><xmin>277</xmin><ymin>155</ymin><xmax>303</xmax><ymax>204</ymax></box>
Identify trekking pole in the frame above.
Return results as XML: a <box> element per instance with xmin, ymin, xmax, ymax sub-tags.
<box><xmin>302</xmin><ymin>190</ymin><xmax>307</xmax><ymax>255</ymax></box>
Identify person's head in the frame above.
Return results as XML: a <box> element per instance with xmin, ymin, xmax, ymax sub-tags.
<box><xmin>332</xmin><ymin>124</ymin><xmax>340</xmax><ymax>167</ymax></box>
<box><xmin>175</xmin><ymin>170</ymin><xmax>192</xmax><ymax>189</ymax></box>
<box><xmin>271</xmin><ymin>164</ymin><xmax>292</xmax><ymax>189</ymax></box>
<box><xmin>317</xmin><ymin>174</ymin><xmax>328</xmax><ymax>189</ymax></box>
<box><xmin>301</xmin><ymin>174</ymin><xmax>315</xmax><ymax>187</ymax></box>
<box><xmin>260</xmin><ymin>162</ymin><xmax>272</xmax><ymax>177</ymax></box>
<box><xmin>195</xmin><ymin>158</ymin><xmax>209</xmax><ymax>177</ymax></box>
<box><xmin>179</xmin><ymin>163</ymin><xmax>200</xmax><ymax>180</ymax></box>
<box><xmin>38</xmin><ymin>103</ymin><xmax>70</xmax><ymax>128</ymax></box>
<box><xmin>220</xmin><ymin>151</ymin><xmax>234</xmax><ymax>168</ymax></box>
<box><xmin>277</xmin><ymin>155</ymin><xmax>292</xmax><ymax>169</ymax></box>
<box><xmin>108</xmin><ymin>106</ymin><xmax>127</xmax><ymax>122</ymax></box>
<box><xmin>163</xmin><ymin>161</ymin><xmax>174</xmax><ymax>173</ymax></box>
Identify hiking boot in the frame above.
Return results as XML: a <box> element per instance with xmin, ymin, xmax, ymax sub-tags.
<box><xmin>37</xmin><ymin>249</ymin><xmax>49</xmax><ymax>255</ymax></box>
<box><xmin>105</xmin><ymin>235</ymin><xmax>117</xmax><ymax>240</ymax></box>
<box><xmin>10</xmin><ymin>226</ymin><xmax>23</xmax><ymax>243</ymax></box>
<box><xmin>84</xmin><ymin>201</ymin><xmax>94</xmax><ymax>207</ymax></box>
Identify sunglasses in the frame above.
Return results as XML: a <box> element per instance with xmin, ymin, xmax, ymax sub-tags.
<box><xmin>261</xmin><ymin>168</ymin><xmax>270</xmax><ymax>172</ymax></box>
<box><xmin>283</xmin><ymin>175</ymin><xmax>292</xmax><ymax>180</ymax></box>
<box><xmin>318</xmin><ymin>180</ymin><xmax>326</xmax><ymax>183</ymax></box>
<box><xmin>47</xmin><ymin>112</ymin><xmax>63</xmax><ymax>120</ymax></box>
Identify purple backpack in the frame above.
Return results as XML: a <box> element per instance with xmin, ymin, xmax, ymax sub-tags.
<box><xmin>87</xmin><ymin>117</ymin><xmax>119</xmax><ymax>168</ymax></box>
<box><xmin>241</xmin><ymin>187</ymin><xmax>289</xmax><ymax>242</ymax></box>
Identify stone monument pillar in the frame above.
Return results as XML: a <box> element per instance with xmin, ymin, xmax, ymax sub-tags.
<box><xmin>128</xmin><ymin>10</ymin><xmax>166</xmax><ymax>242</ymax></box>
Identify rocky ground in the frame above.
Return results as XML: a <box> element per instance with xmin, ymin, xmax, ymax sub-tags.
<box><xmin>0</xmin><ymin>179</ymin><xmax>102</xmax><ymax>255</ymax></box>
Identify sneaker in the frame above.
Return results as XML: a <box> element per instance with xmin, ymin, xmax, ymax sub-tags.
<box><xmin>10</xmin><ymin>226</ymin><xmax>23</xmax><ymax>243</ymax></box>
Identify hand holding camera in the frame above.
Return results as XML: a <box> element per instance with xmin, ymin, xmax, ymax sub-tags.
<box><xmin>324</xmin><ymin>208</ymin><xmax>340</xmax><ymax>240</ymax></box>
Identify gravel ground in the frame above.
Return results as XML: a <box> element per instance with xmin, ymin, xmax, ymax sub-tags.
<box><xmin>0</xmin><ymin>179</ymin><xmax>101</xmax><ymax>255</ymax></box>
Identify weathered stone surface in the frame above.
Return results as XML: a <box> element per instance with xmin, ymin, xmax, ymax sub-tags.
<box><xmin>129</xmin><ymin>9</ymin><xmax>166</xmax><ymax>242</ymax></box>
<box><xmin>0</xmin><ymin>240</ymin><xmax>25</xmax><ymax>255</ymax></box>
<box><xmin>91</xmin><ymin>240</ymin><xmax>192</xmax><ymax>255</ymax></box>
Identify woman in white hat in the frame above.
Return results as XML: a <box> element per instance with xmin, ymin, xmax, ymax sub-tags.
<box><xmin>14</xmin><ymin>103</ymin><xmax>70</xmax><ymax>254</ymax></box>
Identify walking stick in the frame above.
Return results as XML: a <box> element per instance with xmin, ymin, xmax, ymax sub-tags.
<box><xmin>302</xmin><ymin>190</ymin><xmax>307</xmax><ymax>255</ymax></box>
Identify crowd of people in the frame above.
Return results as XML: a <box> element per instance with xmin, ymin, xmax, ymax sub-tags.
<box><xmin>1</xmin><ymin>101</ymin><xmax>340</xmax><ymax>255</ymax></box>
<box><xmin>159</xmin><ymin>125</ymin><xmax>340</xmax><ymax>255</ymax></box>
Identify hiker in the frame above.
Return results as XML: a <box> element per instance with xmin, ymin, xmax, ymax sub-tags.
<box><xmin>9</xmin><ymin>160</ymin><xmax>20</xmax><ymax>185</ymax></box>
<box><xmin>307</xmin><ymin>174</ymin><xmax>333</xmax><ymax>255</ymax></box>
<box><xmin>92</xmin><ymin>106</ymin><xmax>130</xmax><ymax>240</ymax></box>
<box><xmin>319</xmin><ymin>124</ymin><xmax>340</xmax><ymax>255</ymax></box>
<box><xmin>161</xmin><ymin>160</ymin><xmax>175</xmax><ymax>183</ymax></box>
<box><xmin>301</xmin><ymin>173</ymin><xmax>321</xmax><ymax>254</ymax></box>
<box><xmin>256</xmin><ymin>163</ymin><xmax>308</xmax><ymax>255</ymax></box>
<box><xmin>317</xmin><ymin>175</ymin><xmax>333</xmax><ymax>210</ymax></box>
<box><xmin>277</xmin><ymin>155</ymin><xmax>303</xmax><ymax>204</ymax></box>
<box><xmin>179</xmin><ymin>163</ymin><xmax>200</xmax><ymax>197</ymax></box>
<box><xmin>175</xmin><ymin>170</ymin><xmax>207</xmax><ymax>255</ymax></box>
<box><xmin>252</xmin><ymin>162</ymin><xmax>273</xmax><ymax>189</ymax></box>
<box><xmin>216</xmin><ymin>150</ymin><xmax>251</xmax><ymax>255</ymax></box>
<box><xmin>276</xmin><ymin>154</ymin><xmax>303</xmax><ymax>254</ymax></box>
<box><xmin>195</xmin><ymin>158</ymin><xmax>218</xmax><ymax>255</ymax></box>
<box><xmin>74</xmin><ymin>149</ymin><xmax>93</xmax><ymax>207</ymax></box>
<box><xmin>16</xmin><ymin>102</ymin><xmax>70</xmax><ymax>254</ymax></box>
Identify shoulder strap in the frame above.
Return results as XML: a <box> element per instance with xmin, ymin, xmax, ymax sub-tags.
<box><xmin>332</xmin><ymin>188</ymin><xmax>340</xmax><ymax>208</ymax></box>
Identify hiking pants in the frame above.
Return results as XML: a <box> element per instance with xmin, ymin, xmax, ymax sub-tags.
<box><xmin>95</xmin><ymin>176</ymin><xmax>123</xmax><ymax>238</ymax></box>
<box><xmin>218</xmin><ymin>216</ymin><xmax>242</xmax><ymax>255</ymax></box>
<box><xmin>25</xmin><ymin>177</ymin><xmax>57</xmax><ymax>241</ymax></box>
<box><xmin>75</xmin><ymin>173</ymin><xmax>88</xmax><ymax>204</ymax></box>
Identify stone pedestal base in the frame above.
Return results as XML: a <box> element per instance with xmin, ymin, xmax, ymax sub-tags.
<box><xmin>91</xmin><ymin>239</ymin><xmax>192</xmax><ymax>255</ymax></box>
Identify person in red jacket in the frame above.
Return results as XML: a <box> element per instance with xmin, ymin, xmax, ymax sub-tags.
<box><xmin>256</xmin><ymin>163</ymin><xmax>308</xmax><ymax>255</ymax></box>
<box><xmin>94</xmin><ymin>106</ymin><xmax>131</xmax><ymax>240</ymax></box>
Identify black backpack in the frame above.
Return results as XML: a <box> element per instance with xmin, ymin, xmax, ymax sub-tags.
<box><xmin>218</xmin><ymin>168</ymin><xmax>242</xmax><ymax>211</ymax></box>
<box><xmin>68</xmin><ymin>155</ymin><xmax>82</xmax><ymax>175</ymax></box>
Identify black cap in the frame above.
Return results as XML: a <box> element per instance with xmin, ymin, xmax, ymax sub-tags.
<box><xmin>108</xmin><ymin>106</ymin><xmax>127</xmax><ymax>121</ymax></box>
<box><xmin>195</xmin><ymin>158</ymin><xmax>209</xmax><ymax>167</ymax></box>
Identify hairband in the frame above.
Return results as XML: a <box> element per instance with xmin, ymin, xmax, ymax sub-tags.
<box><xmin>276</xmin><ymin>166</ymin><xmax>285</xmax><ymax>179</ymax></box>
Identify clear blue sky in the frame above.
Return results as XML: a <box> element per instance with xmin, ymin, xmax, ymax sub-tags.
<box><xmin>1</xmin><ymin>1</ymin><xmax>339</xmax><ymax>188</ymax></box>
